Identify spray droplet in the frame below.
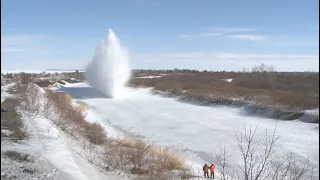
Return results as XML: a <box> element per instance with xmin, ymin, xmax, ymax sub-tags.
<box><xmin>85</xmin><ymin>29</ymin><xmax>131</xmax><ymax>98</ymax></box>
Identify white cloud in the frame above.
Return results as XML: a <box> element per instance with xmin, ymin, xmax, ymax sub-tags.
<box><xmin>2</xmin><ymin>34</ymin><xmax>318</xmax><ymax>72</ymax></box>
<box><xmin>177</xmin><ymin>27</ymin><xmax>255</xmax><ymax>39</ymax></box>
<box><xmin>178</xmin><ymin>32</ymin><xmax>221</xmax><ymax>39</ymax></box>
<box><xmin>132</xmin><ymin>52</ymin><xmax>319</xmax><ymax>72</ymax></box>
<box><xmin>227</xmin><ymin>34</ymin><xmax>267</xmax><ymax>41</ymax></box>
<box><xmin>178</xmin><ymin>27</ymin><xmax>267</xmax><ymax>42</ymax></box>
<box><xmin>207</xmin><ymin>27</ymin><xmax>256</xmax><ymax>33</ymax></box>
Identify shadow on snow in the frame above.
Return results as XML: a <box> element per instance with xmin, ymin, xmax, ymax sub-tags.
<box><xmin>55</xmin><ymin>86</ymin><xmax>111</xmax><ymax>99</ymax></box>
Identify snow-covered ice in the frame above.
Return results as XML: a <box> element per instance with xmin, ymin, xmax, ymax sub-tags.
<box><xmin>135</xmin><ymin>75</ymin><xmax>164</xmax><ymax>79</ymax></box>
<box><xmin>222</xmin><ymin>78</ymin><xmax>233</xmax><ymax>82</ymax></box>
<box><xmin>57</xmin><ymin>83</ymin><xmax>319</xmax><ymax>177</ymax></box>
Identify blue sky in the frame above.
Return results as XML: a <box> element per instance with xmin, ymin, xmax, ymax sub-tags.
<box><xmin>1</xmin><ymin>0</ymin><xmax>319</xmax><ymax>71</ymax></box>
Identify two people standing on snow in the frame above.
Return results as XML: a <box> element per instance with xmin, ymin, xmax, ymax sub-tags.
<box><xmin>203</xmin><ymin>163</ymin><xmax>215</xmax><ymax>178</ymax></box>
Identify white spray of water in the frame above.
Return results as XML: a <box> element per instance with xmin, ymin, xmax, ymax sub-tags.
<box><xmin>85</xmin><ymin>29</ymin><xmax>131</xmax><ymax>98</ymax></box>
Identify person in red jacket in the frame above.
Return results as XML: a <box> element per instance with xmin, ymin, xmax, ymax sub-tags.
<box><xmin>203</xmin><ymin>163</ymin><xmax>209</xmax><ymax>178</ymax></box>
<box><xmin>209</xmin><ymin>164</ymin><xmax>215</xmax><ymax>179</ymax></box>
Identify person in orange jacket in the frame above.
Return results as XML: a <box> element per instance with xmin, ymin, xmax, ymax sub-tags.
<box><xmin>203</xmin><ymin>163</ymin><xmax>209</xmax><ymax>178</ymax></box>
<box><xmin>209</xmin><ymin>163</ymin><xmax>215</xmax><ymax>179</ymax></box>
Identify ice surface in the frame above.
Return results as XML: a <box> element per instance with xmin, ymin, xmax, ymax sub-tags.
<box><xmin>222</xmin><ymin>78</ymin><xmax>233</xmax><ymax>82</ymax></box>
<box><xmin>85</xmin><ymin>29</ymin><xmax>131</xmax><ymax>99</ymax></box>
<box><xmin>57</xmin><ymin>83</ymin><xmax>319</xmax><ymax>177</ymax></box>
<box><xmin>135</xmin><ymin>75</ymin><xmax>163</xmax><ymax>79</ymax></box>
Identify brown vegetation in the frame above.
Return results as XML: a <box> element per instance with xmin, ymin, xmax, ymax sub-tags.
<box><xmin>1</xmin><ymin>72</ymin><xmax>85</xmax><ymax>88</ymax></box>
<box><xmin>3</xmin><ymin>151</ymin><xmax>33</xmax><ymax>163</ymax></box>
<box><xmin>44</xmin><ymin>89</ymin><xmax>107</xmax><ymax>145</ymax></box>
<box><xmin>34</xmin><ymin>80</ymin><xmax>55</xmax><ymax>87</ymax></box>
<box><xmin>1</xmin><ymin>98</ymin><xmax>27</xmax><ymax>141</ymax></box>
<box><xmin>104</xmin><ymin>136</ymin><xmax>185</xmax><ymax>176</ymax></box>
<box><xmin>84</xmin><ymin>122</ymin><xmax>108</xmax><ymax>145</ymax></box>
<box><xmin>130</xmin><ymin>70</ymin><xmax>319</xmax><ymax>110</ymax></box>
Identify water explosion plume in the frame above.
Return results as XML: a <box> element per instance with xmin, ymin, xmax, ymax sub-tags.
<box><xmin>85</xmin><ymin>29</ymin><xmax>131</xmax><ymax>98</ymax></box>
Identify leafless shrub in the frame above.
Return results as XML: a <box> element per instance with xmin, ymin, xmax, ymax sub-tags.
<box><xmin>103</xmin><ymin>141</ymin><xmax>132</xmax><ymax>171</ymax></box>
<box><xmin>178</xmin><ymin>166</ymin><xmax>193</xmax><ymax>179</ymax></box>
<box><xmin>42</xmin><ymin>90</ymin><xmax>57</xmax><ymax>118</ymax></box>
<box><xmin>42</xmin><ymin>90</ymin><xmax>67</xmax><ymax>131</ymax></box>
<box><xmin>19</xmin><ymin>83</ymin><xmax>43</xmax><ymax>115</ymax></box>
<box><xmin>116</xmin><ymin>137</ymin><xmax>139</xmax><ymax>148</ymax></box>
<box><xmin>19</xmin><ymin>72</ymin><xmax>32</xmax><ymax>84</ymax></box>
<box><xmin>214</xmin><ymin>124</ymin><xmax>315</xmax><ymax>180</ymax></box>
<box><xmin>103</xmin><ymin>136</ymin><xmax>186</xmax><ymax>177</ymax></box>
<box><xmin>214</xmin><ymin>140</ymin><xmax>234</xmax><ymax>180</ymax></box>
<box><xmin>82</xmin><ymin>139</ymin><xmax>96</xmax><ymax>163</ymax></box>
<box><xmin>3</xmin><ymin>73</ymin><xmax>14</xmax><ymax>79</ymax></box>
<box><xmin>61</xmin><ymin>72</ymin><xmax>85</xmax><ymax>82</ymax></box>
<box><xmin>269</xmin><ymin>153</ymin><xmax>315</xmax><ymax>180</ymax></box>
<box><xmin>134</xmin><ymin>170</ymin><xmax>169</xmax><ymax>180</ymax></box>
<box><xmin>43</xmin><ymin>89</ymin><xmax>108</xmax><ymax>146</ymax></box>
<box><xmin>84</xmin><ymin>122</ymin><xmax>107</xmax><ymax>145</ymax></box>
<box><xmin>34</xmin><ymin>80</ymin><xmax>55</xmax><ymax>87</ymax></box>
<box><xmin>152</xmin><ymin>147</ymin><xmax>185</xmax><ymax>171</ymax></box>
<box><xmin>251</xmin><ymin>63</ymin><xmax>275</xmax><ymax>72</ymax></box>
<box><xmin>128</xmin><ymin>137</ymin><xmax>155</xmax><ymax>174</ymax></box>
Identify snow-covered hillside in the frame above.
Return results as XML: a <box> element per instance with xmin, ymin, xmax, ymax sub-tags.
<box><xmin>56</xmin><ymin>83</ymin><xmax>319</xmax><ymax>177</ymax></box>
<box><xmin>1</xmin><ymin>83</ymin><xmax>129</xmax><ymax>180</ymax></box>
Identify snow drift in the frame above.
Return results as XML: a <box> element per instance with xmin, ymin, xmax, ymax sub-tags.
<box><xmin>85</xmin><ymin>29</ymin><xmax>131</xmax><ymax>98</ymax></box>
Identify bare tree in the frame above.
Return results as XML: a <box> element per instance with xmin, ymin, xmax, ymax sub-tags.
<box><xmin>19</xmin><ymin>72</ymin><xmax>32</xmax><ymax>84</ymax></box>
<box><xmin>85</xmin><ymin>122</ymin><xmax>107</xmax><ymax>145</ymax></box>
<box><xmin>251</xmin><ymin>63</ymin><xmax>275</xmax><ymax>73</ymax></box>
<box><xmin>19</xmin><ymin>83</ymin><xmax>42</xmax><ymax>115</ymax></box>
<box><xmin>214</xmin><ymin>140</ymin><xmax>234</xmax><ymax>180</ymax></box>
<box><xmin>242</xmin><ymin>67</ymin><xmax>249</xmax><ymax>73</ymax></box>
<box><xmin>129</xmin><ymin>137</ymin><xmax>156</xmax><ymax>174</ymax></box>
<box><xmin>215</xmin><ymin>124</ymin><xmax>315</xmax><ymax>180</ymax></box>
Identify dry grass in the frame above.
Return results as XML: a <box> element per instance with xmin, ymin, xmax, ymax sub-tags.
<box><xmin>106</xmin><ymin>136</ymin><xmax>185</xmax><ymax>174</ymax></box>
<box><xmin>1</xmin><ymin>98</ymin><xmax>27</xmax><ymax>141</ymax></box>
<box><xmin>44</xmin><ymin>89</ymin><xmax>107</xmax><ymax>145</ymax></box>
<box><xmin>78</xmin><ymin>103</ymin><xmax>88</xmax><ymax>112</ymax></box>
<box><xmin>34</xmin><ymin>80</ymin><xmax>55</xmax><ymax>87</ymax></box>
<box><xmin>130</xmin><ymin>71</ymin><xmax>319</xmax><ymax>110</ymax></box>
<box><xmin>151</xmin><ymin>147</ymin><xmax>185</xmax><ymax>171</ymax></box>
<box><xmin>3</xmin><ymin>151</ymin><xmax>33</xmax><ymax>163</ymax></box>
<box><xmin>116</xmin><ymin>137</ymin><xmax>139</xmax><ymax>148</ymax></box>
<box><xmin>83</xmin><ymin>121</ymin><xmax>107</xmax><ymax>145</ymax></box>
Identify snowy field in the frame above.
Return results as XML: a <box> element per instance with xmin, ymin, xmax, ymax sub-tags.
<box><xmin>56</xmin><ymin>83</ymin><xmax>319</xmax><ymax>176</ymax></box>
<box><xmin>1</xmin><ymin>69</ymin><xmax>83</xmax><ymax>74</ymax></box>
